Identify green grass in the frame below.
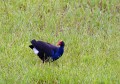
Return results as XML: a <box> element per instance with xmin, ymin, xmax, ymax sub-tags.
<box><xmin>0</xmin><ymin>0</ymin><xmax>120</xmax><ymax>84</ymax></box>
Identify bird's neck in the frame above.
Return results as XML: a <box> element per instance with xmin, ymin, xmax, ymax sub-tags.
<box><xmin>58</xmin><ymin>46</ymin><xmax>64</xmax><ymax>54</ymax></box>
<box><xmin>52</xmin><ymin>46</ymin><xmax>64</xmax><ymax>61</ymax></box>
<box><xmin>59</xmin><ymin>46</ymin><xmax>64</xmax><ymax>49</ymax></box>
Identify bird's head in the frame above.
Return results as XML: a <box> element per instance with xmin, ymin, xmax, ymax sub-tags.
<box><xmin>57</xmin><ymin>40</ymin><xmax>65</xmax><ymax>47</ymax></box>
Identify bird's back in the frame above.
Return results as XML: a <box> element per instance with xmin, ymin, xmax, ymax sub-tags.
<box><xmin>31</xmin><ymin>40</ymin><xmax>58</xmax><ymax>56</ymax></box>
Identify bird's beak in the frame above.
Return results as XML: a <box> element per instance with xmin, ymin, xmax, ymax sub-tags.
<box><xmin>57</xmin><ymin>40</ymin><xmax>62</xmax><ymax>46</ymax></box>
<box><xmin>57</xmin><ymin>42</ymin><xmax>60</xmax><ymax>46</ymax></box>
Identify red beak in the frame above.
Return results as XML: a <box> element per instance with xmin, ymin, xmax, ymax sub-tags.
<box><xmin>57</xmin><ymin>40</ymin><xmax>62</xmax><ymax>46</ymax></box>
<box><xmin>57</xmin><ymin>42</ymin><xmax>61</xmax><ymax>46</ymax></box>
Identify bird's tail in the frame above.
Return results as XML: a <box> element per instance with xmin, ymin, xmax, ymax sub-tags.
<box><xmin>31</xmin><ymin>39</ymin><xmax>38</xmax><ymax>47</ymax></box>
<box><xmin>29</xmin><ymin>45</ymin><xmax>34</xmax><ymax>49</ymax></box>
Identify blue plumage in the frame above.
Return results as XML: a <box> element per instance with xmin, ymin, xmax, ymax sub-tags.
<box><xmin>29</xmin><ymin>39</ymin><xmax>65</xmax><ymax>63</ymax></box>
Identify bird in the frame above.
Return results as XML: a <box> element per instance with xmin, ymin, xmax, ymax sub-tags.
<box><xmin>29</xmin><ymin>39</ymin><xmax>65</xmax><ymax>63</ymax></box>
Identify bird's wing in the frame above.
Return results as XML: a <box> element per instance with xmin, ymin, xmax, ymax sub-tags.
<box><xmin>31</xmin><ymin>40</ymin><xmax>57</xmax><ymax>56</ymax></box>
<box><xmin>46</xmin><ymin>42</ymin><xmax>59</xmax><ymax>53</ymax></box>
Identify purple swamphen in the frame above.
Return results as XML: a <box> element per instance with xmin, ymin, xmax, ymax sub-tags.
<box><xmin>29</xmin><ymin>39</ymin><xmax>65</xmax><ymax>63</ymax></box>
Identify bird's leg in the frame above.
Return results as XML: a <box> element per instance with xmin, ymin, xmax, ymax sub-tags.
<box><xmin>43</xmin><ymin>60</ymin><xmax>44</xmax><ymax>63</ymax></box>
<box><xmin>43</xmin><ymin>53</ymin><xmax>45</xmax><ymax>64</ymax></box>
<box><xmin>48</xmin><ymin>61</ymin><xmax>50</xmax><ymax>65</ymax></box>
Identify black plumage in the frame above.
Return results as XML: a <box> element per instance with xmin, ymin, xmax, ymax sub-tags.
<box><xmin>29</xmin><ymin>39</ymin><xmax>65</xmax><ymax>63</ymax></box>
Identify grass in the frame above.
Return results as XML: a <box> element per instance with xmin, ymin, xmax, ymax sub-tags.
<box><xmin>0</xmin><ymin>0</ymin><xmax>120</xmax><ymax>84</ymax></box>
